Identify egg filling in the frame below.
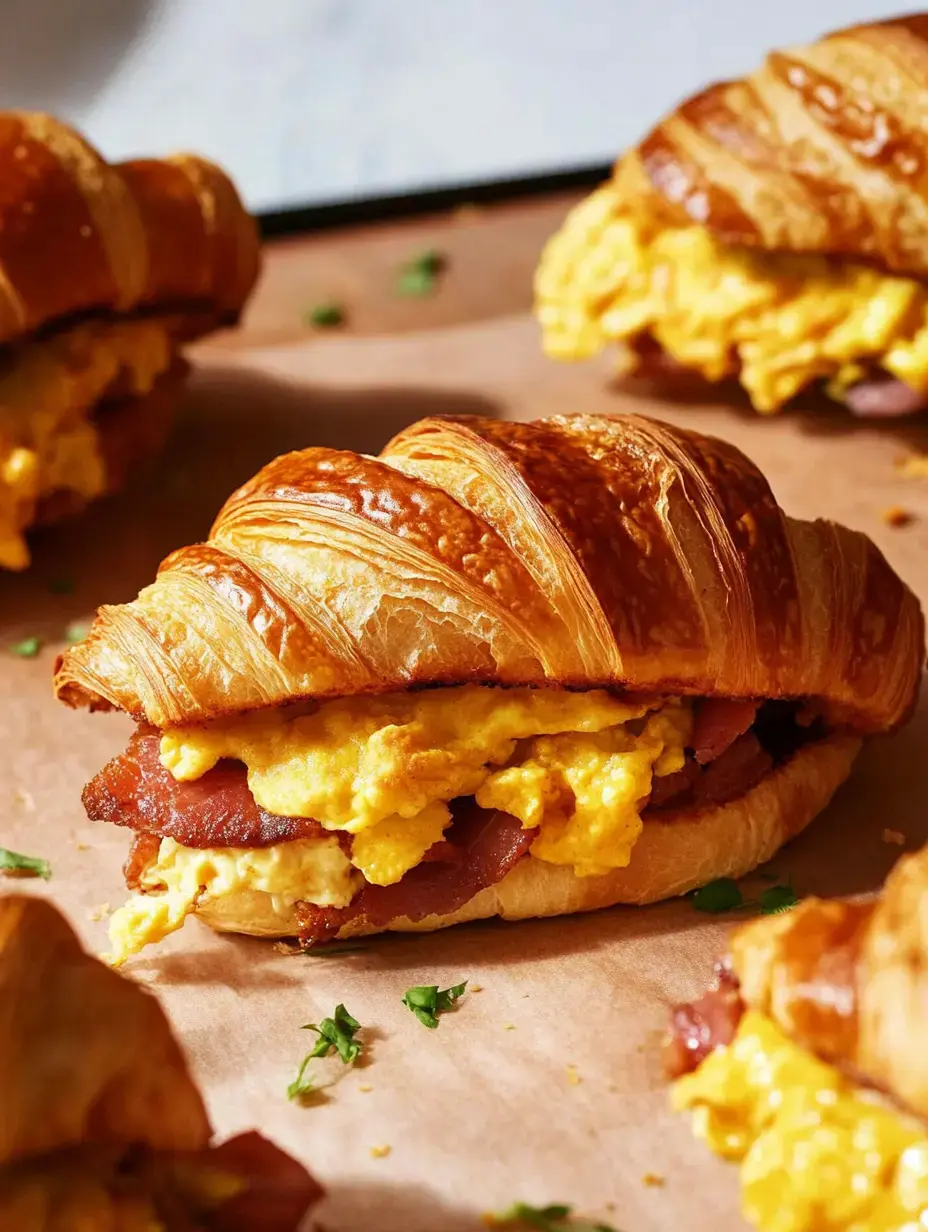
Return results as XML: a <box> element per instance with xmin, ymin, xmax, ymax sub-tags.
<box><xmin>0</xmin><ymin>316</ymin><xmax>175</xmax><ymax>570</ymax></box>
<box><xmin>673</xmin><ymin>1009</ymin><xmax>928</xmax><ymax>1231</ymax></box>
<box><xmin>536</xmin><ymin>181</ymin><xmax>928</xmax><ymax>412</ymax></box>
<box><xmin>108</xmin><ymin>685</ymin><xmax>693</xmax><ymax>961</ymax></box>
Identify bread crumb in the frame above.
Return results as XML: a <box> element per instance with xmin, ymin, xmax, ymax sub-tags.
<box><xmin>642</xmin><ymin>1173</ymin><xmax>666</xmax><ymax>1188</ymax></box>
<box><xmin>882</xmin><ymin>505</ymin><xmax>915</xmax><ymax>527</ymax></box>
<box><xmin>370</xmin><ymin>1144</ymin><xmax>391</xmax><ymax>1159</ymax></box>
<box><xmin>882</xmin><ymin>828</ymin><xmax>907</xmax><ymax>846</ymax></box>
<box><xmin>605</xmin><ymin>1203</ymin><xmax>617</xmax><ymax>1213</ymax></box>
<box><xmin>74</xmin><ymin>841</ymin><xmax>90</xmax><ymax>852</ymax></box>
<box><xmin>14</xmin><ymin>787</ymin><xmax>35</xmax><ymax>811</ymax></box>
<box><xmin>88</xmin><ymin>903</ymin><xmax>111</xmax><ymax>922</ymax></box>
<box><xmin>896</xmin><ymin>453</ymin><xmax>928</xmax><ymax>478</ymax></box>
<box><xmin>503</xmin><ymin>1024</ymin><xmax>516</xmax><ymax>1031</ymax></box>
<box><xmin>565</xmin><ymin>1064</ymin><xmax>581</xmax><ymax>1086</ymax></box>
<box><xmin>469</xmin><ymin>983</ymin><xmax>484</xmax><ymax>993</ymax></box>
<box><xmin>358</xmin><ymin>1084</ymin><xmax>373</xmax><ymax>1093</ymax></box>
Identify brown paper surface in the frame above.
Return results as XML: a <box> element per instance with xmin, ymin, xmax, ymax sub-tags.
<box><xmin>3</xmin><ymin>315</ymin><xmax>928</xmax><ymax>1231</ymax></box>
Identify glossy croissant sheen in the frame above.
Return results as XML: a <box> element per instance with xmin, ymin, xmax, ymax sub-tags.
<box><xmin>612</xmin><ymin>14</ymin><xmax>928</xmax><ymax>276</ymax></box>
<box><xmin>0</xmin><ymin>111</ymin><xmax>259</xmax><ymax>344</ymax></box>
<box><xmin>54</xmin><ymin>414</ymin><xmax>923</xmax><ymax>734</ymax></box>
<box><xmin>731</xmin><ymin>841</ymin><xmax>928</xmax><ymax>1119</ymax></box>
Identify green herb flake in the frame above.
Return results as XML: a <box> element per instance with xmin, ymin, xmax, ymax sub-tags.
<box><xmin>9</xmin><ymin>636</ymin><xmax>41</xmax><ymax>659</ymax></box>
<box><xmin>402</xmin><ymin>981</ymin><xmax>467</xmax><ymax>1029</ymax></box>
<box><xmin>0</xmin><ymin>848</ymin><xmax>52</xmax><ymax>880</ymax></box>
<box><xmin>303</xmin><ymin>302</ymin><xmax>345</xmax><ymax>328</ymax></box>
<box><xmin>759</xmin><ymin>884</ymin><xmax>799</xmax><ymax>915</ymax></box>
<box><xmin>396</xmin><ymin>248</ymin><xmax>445</xmax><ymax>297</ymax></box>
<box><xmin>65</xmin><ymin>622</ymin><xmax>90</xmax><ymax>646</ymax></box>
<box><xmin>286</xmin><ymin>1055</ymin><xmax>316</xmax><ymax>1103</ymax></box>
<box><xmin>691</xmin><ymin>877</ymin><xmax>744</xmax><ymax>914</ymax></box>
<box><xmin>48</xmin><ymin>576</ymin><xmax>75</xmax><ymax>595</ymax></box>
<box><xmin>491</xmin><ymin>1202</ymin><xmax>617</xmax><ymax>1232</ymax></box>
<box><xmin>305</xmin><ymin>941</ymin><xmax>369</xmax><ymax>958</ymax></box>
<box><xmin>301</xmin><ymin>1003</ymin><xmax>363</xmax><ymax>1065</ymax></box>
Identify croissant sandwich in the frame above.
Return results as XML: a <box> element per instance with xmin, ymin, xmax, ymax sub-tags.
<box><xmin>52</xmin><ymin>412</ymin><xmax>922</xmax><ymax>962</ymax></box>
<box><xmin>0</xmin><ymin>894</ymin><xmax>322</xmax><ymax>1230</ymax></box>
<box><xmin>537</xmin><ymin>14</ymin><xmax>928</xmax><ymax>417</ymax></box>
<box><xmin>0</xmin><ymin>111</ymin><xmax>260</xmax><ymax>571</ymax></box>
<box><xmin>665</xmin><ymin>842</ymin><xmax>928</xmax><ymax>1231</ymax></box>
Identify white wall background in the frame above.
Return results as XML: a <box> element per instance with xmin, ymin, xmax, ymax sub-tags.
<box><xmin>0</xmin><ymin>0</ymin><xmax>910</xmax><ymax>213</ymax></box>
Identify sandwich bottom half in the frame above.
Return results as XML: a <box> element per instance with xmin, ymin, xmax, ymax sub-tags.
<box><xmin>81</xmin><ymin>685</ymin><xmax>862</xmax><ymax>963</ymax></box>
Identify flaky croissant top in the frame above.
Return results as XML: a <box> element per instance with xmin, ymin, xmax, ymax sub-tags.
<box><xmin>613</xmin><ymin>14</ymin><xmax>928</xmax><ymax>275</ymax></box>
<box><xmin>731</xmin><ymin>841</ymin><xmax>928</xmax><ymax>1118</ymax></box>
<box><xmin>54</xmin><ymin>414</ymin><xmax>923</xmax><ymax>732</ymax></box>
<box><xmin>0</xmin><ymin>111</ymin><xmax>259</xmax><ymax>344</ymax></box>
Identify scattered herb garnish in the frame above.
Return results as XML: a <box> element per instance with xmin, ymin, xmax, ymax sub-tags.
<box><xmin>396</xmin><ymin>248</ymin><xmax>445</xmax><ymax>297</ymax></box>
<box><xmin>491</xmin><ymin>1202</ymin><xmax>617</xmax><ymax>1231</ymax></box>
<box><xmin>304</xmin><ymin>302</ymin><xmax>345</xmax><ymax>328</ymax></box>
<box><xmin>287</xmin><ymin>1056</ymin><xmax>316</xmax><ymax>1103</ymax></box>
<box><xmin>402</xmin><ymin>981</ymin><xmax>467</xmax><ymax>1029</ymax></box>
<box><xmin>48</xmin><ymin>575</ymin><xmax>75</xmax><ymax>595</ymax></box>
<box><xmin>0</xmin><ymin>847</ymin><xmax>52</xmax><ymax>880</ymax></box>
<box><xmin>305</xmin><ymin>941</ymin><xmax>369</xmax><ymax>958</ymax></box>
<box><xmin>65</xmin><ymin>622</ymin><xmax>89</xmax><ymax>645</ymax></box>
<box><xmin>9</xmin><ymin>636</ymin><xmax>41</xmax><ymax>658</ymax></box>
<box><xmin>758</xmin><ymin>884</ymin><xmax>799</xmax><ymax>915</ymax></box>
<box><xmin>691</xmin><ymin>878</ymin><xmax>744</xmax><ymax>914</ymax></box>
<box><xmin>691</xmin><ymin>877</ymin><xmax>798</xmax><ymax>916</ymax></box>
<box><xmin>300</xmin><ymin>1003</ymin><xmax>363</xmax><ymax>1065</ymax></box>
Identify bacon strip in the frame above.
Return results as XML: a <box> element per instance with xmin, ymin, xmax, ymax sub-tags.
<box><xmin>663</xmin><ymin>964</ymin><xmax>744</xmax><ymax>1079</ymax></box>
<box><xmin>84</xmin><ymin>730</ymin><xmax>325</xmax><ymax>848</ymax></box>
<box><xmin>843</xmin><ymin>375</ymin><xmax>928</xmax><ymax>417</ymax></box>
<box><xmin>296</xmin><ymin>802</ymin><xmax>535</xmax><ymax>946</ymax></box>
<box><xmin>692</xmin><ymin>698</ymin><xmax>759</xmax><ymax>764</ymax></box>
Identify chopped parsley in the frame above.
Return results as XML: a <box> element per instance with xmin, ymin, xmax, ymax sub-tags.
<box><xmin>9</xmin><ymin>636</ymin><xmax>41</xmax><ymax>658</ymax></box>
<box><xmin>304</xmin><ymin>302</ymin><xmax>345</xmax><ymax>328</ymax></box>
<box><xmin>402</xmin><ymin>981</ymin><xmax>467</xmax><ymax>1029</ymax></box>
<box><xmin>300</xmin><ymin>1003</ymin><xmax>363</xmax><ymax>1065</ymax></box>
<box><xmin>286</xmin><ymin>1056</ymin><xmax>316</xmax><ymax>1103</ymax></box>
<box><xmin>691</xmin><ymin>877</ymin><xmax>799</xmax><ymax>916</ymax></box>
<box><xmin>491</xmin><ymin>1203</ymin><xmax>617</xmax><ymax>1231</ymax></box>
<box><xmin>396</xmin><ymin>248</ymin><xmax>445</xmax><ymax>297</ymax></box>
<box><xmin>758</xmin><ymin>884</ymin><xmax>799</xmax><ymax>914</ymax></box>
<box><xmin>65</xmin><ymin>622</ymin><xmax>90</xmax><ymax>645</ymax></box>
<box><xmin>691</xmin><ymin>878</ymin><xmax>744</xmax><ymax>914</ymax></box>
<box><xmin>0</xmin><ymin>847</ymin><xmax>52</xmax><ymax>880</ymax></box>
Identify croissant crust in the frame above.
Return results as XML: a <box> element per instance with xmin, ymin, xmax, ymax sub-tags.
<box><xmin>54</xmin><ymin>413</ymin><xmax>923</xmax><ymax>733</ymax></box>
<box><xmin>0</xmin><ymin>111</ymin><xmax>259</xmax><ymax>345</ymax></box>
<box><xmin>613</xmin><ymin>14</ymin><xmax>928</xmax><ymax>275</ymax></box>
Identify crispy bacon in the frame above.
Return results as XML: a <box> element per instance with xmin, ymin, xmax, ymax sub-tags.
<box><xmin>647</xmin><ymin>732</ymin><xmax>772</xmax><ymax>813</ymax></box>
<box><xmin>296</xmin><ymin>802</ymin><xmax>536</xmax><ymax>946</ymax></box>
<box><xmin>84</xmin><ymin>730</ymin><xmax>326</xmax><ymax>848</ymax></box>
<box><xmin>692</xmin><ymin>698</ymin><xmax>760</xmax><ymax>765</ymax></box>
<box><xmin>842</xmin><ymin>375</ymin><xmax>928</xmax><ymax>417</ymax></box>
<box><xmin>663</xmin><ymin>963</ymin><xmax>745</xmax><ymax>1079</ymax></box>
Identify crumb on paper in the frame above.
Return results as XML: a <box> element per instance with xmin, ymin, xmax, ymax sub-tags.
<box><xmin>605</xmin><ymin>1203</ymin><xmax>617</xmax><ymax>1213</ymax></box>
<box><xmin>565</xmin><ymin>1064</ymin><xmax>581</xmax><ymax>1086</ymax></box>
<box><xmin>87</xmin><ymin>903</ymin><xmax>111</xmax><ymax>922</ymax></box>
<box><xmin>896</xmin><ymin>453</ymin><xmax>928</xmax><ymax>478</ymax></box>
<box><xmin>503</xmin><ymin>1023</ymin><xmax>516</xmax><ymax>1031</ymax></box>
<box><xmin>14</xmin><ymin>787</ymin><xmax>35</xmax><ymax>811</ymax></box>
<box><xmin>469</xmin><ymin>983</ymin><xmax>484</xmax><ymax>993</ymax></box>
<box><xmin>883</xmin><ymin>828</ymin><xmax>907</xmax><ymax>846</ymax></box>
<box><xmin>74</xmin><ymin>841</ymin><xmax>90</xmax><ymax>852</ymax></box>
<box><xmin>358</xmin><ymin>1084</ymin><xmax>373</xmax><ymax>1093</ymax></box>
<box><xmin>882</xmin><ymin>505</ymin><xmax>915</xmax><ymax>527</ymax></box>
<box><xmin>642</xmin><ymin>1172</ymin><xmax>666</xmax><ymax>1188</ymax></box>
<box><xmin>369</xmin><ymin>1144</ymin><xmax>391</xmax><ymax>1159</ymax></box>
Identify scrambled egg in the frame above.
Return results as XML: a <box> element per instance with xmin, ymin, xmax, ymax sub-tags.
<box><xmin>110</xmin><ymin>685</ymin><xmax>692</xmax><ymax>960</ymax></box>
<box><xmin>536</xmin><ymin>182</ymin><xmax>928</xmax><ymax>412</ymax></box>
<box><xmin>673</xmin><ymin>1010</ymin><xmax>928</xmax><ymax>1231</ymax></box>
<box><xmin>0</xmin><ymin>316</ymin><xmax>174</xmax><ymax>570</ymax></box>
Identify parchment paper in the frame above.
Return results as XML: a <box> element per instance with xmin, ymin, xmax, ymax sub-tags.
<box><xmin>4</xmin><ymin>315</ymin><xmax>928</xmax><ymax>1231</ymax></box>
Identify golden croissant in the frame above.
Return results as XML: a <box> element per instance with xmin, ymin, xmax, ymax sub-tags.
<box><xmin>0</xmin><ymin>894</ymin><xmax>321</xmax><ymax>1230</ymax></box>
<box><xmin>53</xmin><ymin>413</ymin><xmax>922</xmax><ymax>961</ymax></box>
<box><xmin>0</xmin><ymin>111</ymin><xmax>260</xmax><ymax>570</ymax></box>
<box><xmin>537</xmin><ymin>14</ymin><xmax>928</xmax><ymax>416</ymax></box>
<box><xmin>666</xmin><ymin>840</ymin><xmax>928</xmax><ymax>1231</ymax></box>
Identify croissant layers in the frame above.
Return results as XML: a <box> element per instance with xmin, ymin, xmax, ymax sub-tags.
<box><xmin>0</xmin><ymin>895</ymin><xmax>321</xmax><ymax>1229</ymax></box>
<box><xmin>0</xmin><ymin>111</ymin><xmax>260</xmax><ymax>569</ymax></box>
<box><xmin>537</xmin><ymin>15</ymin><xmax>928</xmax><ymax>414</ymax></box>
<box><xmin>667</xmin><ymin>843</ymin><xmax>928</xmax><ymax>1231</ymax></box>
<box><xmin>54</xmin><ymin>414</ymin><xmax>922</xmax><ymax>956</ymax></box>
